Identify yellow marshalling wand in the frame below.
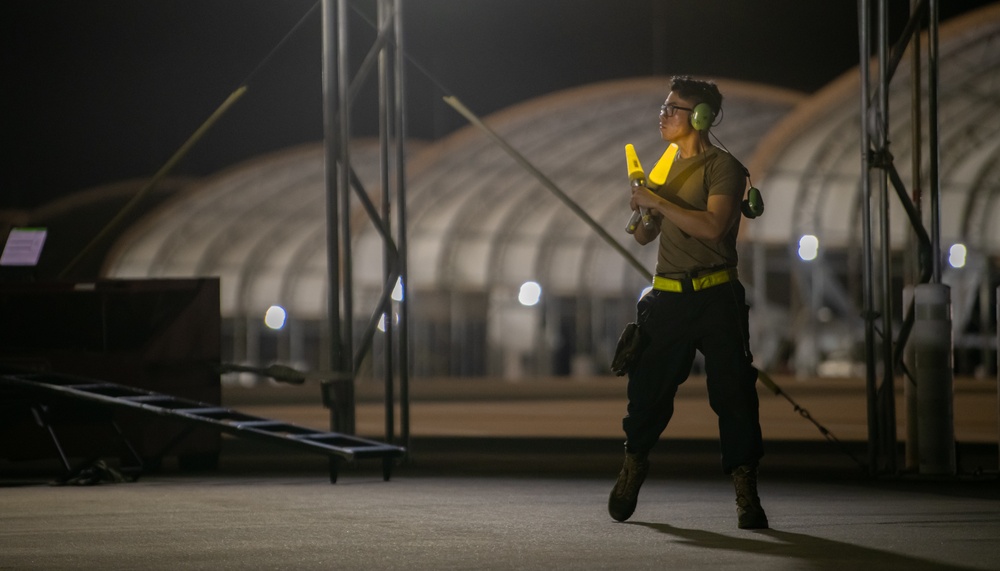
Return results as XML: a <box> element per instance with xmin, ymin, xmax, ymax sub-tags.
<box><xmin>624</xmin><ymin>143</ymin><xmax>678</xmax><ymax>234</ymax></box>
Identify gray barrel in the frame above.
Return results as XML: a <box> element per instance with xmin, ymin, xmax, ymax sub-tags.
<box><xmin>912</xmin><ymin>283</ymin><xmax>956</xmax><ymax>476</ymax></box>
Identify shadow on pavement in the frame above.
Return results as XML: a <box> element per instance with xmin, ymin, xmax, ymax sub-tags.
<box><xmin>628</xmin><ymin>521</ymin><xmax>979</xmax><ymax>571</ymax></box>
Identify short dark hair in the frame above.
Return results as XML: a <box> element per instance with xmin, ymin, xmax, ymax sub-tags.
<box><xmin>670</xmin><ymin>76</ymin><xmax>723</xmax><ymax>116</ymax></box>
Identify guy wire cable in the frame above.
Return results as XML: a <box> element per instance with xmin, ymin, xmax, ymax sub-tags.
<box><xmin>59</xmin><ymin>2</ymin><xmax>322</xmax><ymax>280</ymax></box>
<box><xmin>757</xmin><ymin>369</ymin><xmax>868</xmax><ymax>470</ymax></box>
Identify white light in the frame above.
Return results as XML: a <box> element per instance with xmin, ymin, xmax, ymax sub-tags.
<box><xmin>391</xmin><ymin>278</ymin><xmax>404</xmax><ymax>302</ymax></box>
<box><xmin>518</xmin><ymin>281</ymin><xmax>542</xmax><ymax>306</ymax></box>
<box><xmin>377</xmin><ymin>312</ymin><xmax>399</xmax><ymax>332</ymax></box>
<box><xmin>948</xmin><ymin>243</ymin><xmax>967</xmax><ymax>268</ymax></box>
<box><xmin>264</xmin><ymin>305</ymin><xmax>287</xmax><ymax>330</ymax></box>
<box><xmin>639</xmin><ymin>286</ymin><xmax>653</xmax><ymax>300</ymax></box>
<box><xmin>798</xmin><ymin>235</ymin><xmax>819</xmax><ymax>261</ymax></box>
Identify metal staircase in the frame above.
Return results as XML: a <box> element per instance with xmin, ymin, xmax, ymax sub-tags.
<box><xmin>0</xmin><ymin>370</ymin><xmax>405</xmax><ymax>483</ymax></box>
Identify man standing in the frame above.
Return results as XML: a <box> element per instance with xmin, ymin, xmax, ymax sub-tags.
<box><xmin>608</xmin><ymin>76</ymin><xmax>767</xmax><ymax>529</ymax></box>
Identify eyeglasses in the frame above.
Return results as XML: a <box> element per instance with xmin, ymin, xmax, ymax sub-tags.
<box><xmin>660</xmin><ymin>103</ymin><xmax>694</xmax><ymax>117</ymax></box>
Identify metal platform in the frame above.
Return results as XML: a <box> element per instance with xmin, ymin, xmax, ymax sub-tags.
<box><xmin>0</xmin><ymin>370</ymin><xmax>406</xmax><ymax>483</ymax></box>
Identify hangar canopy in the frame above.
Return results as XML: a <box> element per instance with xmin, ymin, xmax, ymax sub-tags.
<box><xmin>106</xmin><ymin>78</ymin><xmax>802</xmax><ymax>320</ymax></box>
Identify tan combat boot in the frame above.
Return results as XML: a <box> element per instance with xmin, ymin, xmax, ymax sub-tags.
<box><xmin>732</xmin><ymin>464</ymin><xmax>769</xmax><ymax>529</ymax></box>
<box><xmin>608</xmin><ymin>451</ymin><xmax>649</xmax><ymax>522</ymax></box>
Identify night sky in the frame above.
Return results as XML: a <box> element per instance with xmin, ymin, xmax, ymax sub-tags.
<box><xmin>2</xmin><ymin>0</ymin><xmax>994</xmax><ymax>209</ymax></box>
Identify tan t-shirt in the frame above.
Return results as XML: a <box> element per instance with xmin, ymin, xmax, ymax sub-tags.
<box><xmin>654</xmin><ymin>146</ymin><xmax>746</xmax><ymax>278</ymax></box>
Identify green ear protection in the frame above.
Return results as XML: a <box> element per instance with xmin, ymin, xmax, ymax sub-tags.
<box><xmin>741</xmin><ymin>186</ymin><xmax>764</xmax><ymax>218</ymax></box>
<box><xmin>738</xmin><ymin>166</ymin><xmax>765</xmax><ymax>219</ymax></box>
<box><xmin>690</xmin><ymin>102</ymin><xmax>716</xmax><ymax>131</ymax></box>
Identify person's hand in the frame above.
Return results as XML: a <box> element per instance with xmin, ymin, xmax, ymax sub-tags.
<box><xmin>630</xmin><ymin>184</ymin><xmax>660</xmax><ymax>212</ymax></box>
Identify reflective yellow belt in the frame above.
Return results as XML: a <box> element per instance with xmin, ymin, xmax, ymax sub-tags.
<box><xmin>652</xmin><ymin>267</ymin><xmax>737</xmax><ymax>293</ymax></box>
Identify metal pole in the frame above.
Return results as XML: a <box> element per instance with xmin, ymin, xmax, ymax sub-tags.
<box><xmin>337</xmin><ymin>0</ymin><xmax>356</xmax><ymax>435</ymax></box>
<box><xmin>321</xmin><ymin>0</ymin><xmax>344</xmax><ymax>385</ymax></box>
<box><xmin>910</xmin><ymin>0</ymin><xmax>922</xmax><ymax>220</ymax></box>
<box><xmin>905</xmin><ymin>0</ymin><xmax>923</xmax><ymax>472</ymax></box>
<box><xmin>928</xmin><ymin>0</ymin><xmax>941</xmax><ymax>284</ymax></box>
<box><xmin>377</xmin><ymin>0</ymin><xmax>395</xmax><ymax>447</ymax></box>
<box><xmin>322</xmin><ymin>0</ymin><xmax>355</xmax><ymax>438</ymax></box>
<box><xmin>859</xmin><ymin>0</ymin><xmax>880</xmax><ymax>476</ymax></box>
<box><xmin>877</xmin><ymin>0</ymin><xmax>898</xmax><ymax>475</ymax></box>
<box><xmin>393</xmin><ymin>0</ymin><xmax>411</xmax><ymax>451</ymax></box>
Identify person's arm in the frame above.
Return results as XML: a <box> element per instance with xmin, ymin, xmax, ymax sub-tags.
<box><xmin>631</xmin><ymin>186</ymin><xmax>739</xmax><ymax>243</ymax></box>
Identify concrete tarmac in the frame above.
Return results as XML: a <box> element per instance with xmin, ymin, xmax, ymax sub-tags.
<box><xmin>2</xmin><ymin>375</ymin><xmax>999</xmax><ymax>570</ymax></box>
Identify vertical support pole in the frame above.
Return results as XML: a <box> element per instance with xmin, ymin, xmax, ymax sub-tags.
<box><xmin>909</xmin><ymin>0</ymin><xmax>922</xmax><ymax>220</ymax></box>
<box><xmin>913</xmin><ymin>283</ymin><xmax>955</xmax><ymax>475</ymax></box>
<box><xmin>905</xmin><ymin>0</ymin><xmax>922</xmax><ymax>473</ymax></box>
<box><xmin>859</xmin><ymin>0</ymin><xmax>945</xmax><ymax>476</ymax></box>
<box><xmin>323</xmin><ymin>0</ymin><xmax>407</xmax><ymax>453</ymax></box>
<box><xmin>394</xmin><ymin>0</ymin><xmax>411</xmax><ymax>453</ymax></box>
<box><xmin>340</xmin><ymin>0</ymin><xmax>358</xmax><ymax>436</ymax></box>
<box><xmin>377</xmin><ymin>0</ymin><xmax>395</xmax><ymax>447</ymax></box>
<box><xmin>858</xmin><ymin>0</ymin><xmax>880</xmax><ymax>476</ymax></box>
<box><xmin>928</xmin><ymin>0</ymin><xmax>942</xmax><ymax>285</ymax></box>
<box><xmin>338</xmin><ymin>0</ymin><xmax>354</xmax><ymax>419</ymax></box>
<box><xmin>321</xmin><ymin>0</ymin><xmax>340</xmax><ymax>388</ymax></box>
<box><xmin>876</xmin><ymin>0</ymin><xmax>898</xmax><ymax>475</ymax></box>
<box><xmin>321</xmin><ymin>0</ymin><xmax>354</xmax><ymax>436</ymax></box>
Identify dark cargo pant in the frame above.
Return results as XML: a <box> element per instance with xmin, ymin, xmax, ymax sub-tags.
<box><xmin>622</xmin><ymin>280</ymin><xmax>764</xmax><ymax>473</ymax></box>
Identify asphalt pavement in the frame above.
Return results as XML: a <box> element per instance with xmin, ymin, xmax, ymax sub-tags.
<box><xmin>2</xmin><ymin>375</ymin><xmax>999</xmax><ymax>570</ymax></box>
